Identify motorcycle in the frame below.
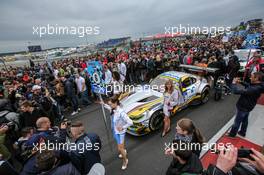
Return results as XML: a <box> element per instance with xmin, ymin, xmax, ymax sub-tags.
<box><xmin>214</xmin><ymin>76</ymin><xmax>230</xmax><ymax>101</ymax></box>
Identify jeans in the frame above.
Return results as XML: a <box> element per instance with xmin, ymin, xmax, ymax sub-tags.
<box><xmin>140</xmin><ymin>69</ymin><xmax>147</xmax><ymax>82</ymax></box>
<box><xmin>71</xmin><ymin>95</ymin><xmax>79</xmax><ymax>112</ymax></box>
<box><xmin>229</xmin><ymin>108</ymin><xmax>250</xmax><ymax>137</ymax></box>
<box><xmin>81</xmin><ymin>89</ymin><xmax>92</xmax><ymax>106</ymax></box>
<box><xmin>128</xmin><ymin>73</ymin><xmax>134</xmax><ymax>84</ymax></box>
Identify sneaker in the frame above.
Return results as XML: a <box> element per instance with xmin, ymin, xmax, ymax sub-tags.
<box><xmin>71</xmin><ymin>111</ymin><xmax>78</xmax><ymax>116</ymax></box>
<box><xmin>121</xmin><ymin>159</ymin><xmax>128</xmax><ymax>170</ymax></box>
<box><xmin>118</xmin><ymin>150</ymin><xmax>127</xmax><ymax>159</ymax></box>
<box><xmin>238</xmin><ymin>131</ymin><xmax>246</xmax><ymax>137</ymax></box>
<box><xmin>227</xmin><ymin>133</ymin><xmax>236</xmax><ymax>138</ymax></box>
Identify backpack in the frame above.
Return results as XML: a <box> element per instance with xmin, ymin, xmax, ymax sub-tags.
<box><xmin>0</xmin><ymin>110</ymin><xmax>20</xmax><ymax>131</ymax></box>
<box><xmin>39</xmin><ymin>96</ymin><xmax>53</xmax><ymax>112</ymax></box>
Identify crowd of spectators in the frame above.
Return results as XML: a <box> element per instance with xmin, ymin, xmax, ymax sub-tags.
<box><xmin>0</xmin><ymin>25</ymin><xmax>264</xmax><ymax>174</ymax></box>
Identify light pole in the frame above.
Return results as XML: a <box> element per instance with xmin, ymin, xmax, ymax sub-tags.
<box><xmin>0</xmin><ymin>58</ymin><xmax>7</xmax><ymax>71</ymax></box>
<box><xmin>85</xmin><ymin>33</ymin><xmax>89</xmax><ymax>57</ymax></box>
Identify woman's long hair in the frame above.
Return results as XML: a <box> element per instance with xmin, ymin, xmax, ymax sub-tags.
<box><xmin>177</xmin><ymin>118</ymin><xmax>205</xmax><ymax>144</ymax></box>
<box><xmin>108</xmin><ymin>94</ymin><xmax>121</xmax><ymax>115</ymax></box>
<box><xmin>112</xmin><ymin>71</ymin><xmax>121</xmax><ymax>82</ymax></box>
<box><xmin>164</xmin><ymin>79</ymin><xmax>174</xmax><ymax>94</ymax></box>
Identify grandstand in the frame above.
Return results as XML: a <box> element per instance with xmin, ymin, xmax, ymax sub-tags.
<box><xmin>97</xmin><ymin>37</ymin><xmax>131</xmax><ymax>48</ymax></box>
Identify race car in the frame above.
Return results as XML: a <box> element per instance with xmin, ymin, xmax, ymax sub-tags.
<box><xmin>120</xmin><ymin>71</ymin><xmax>210</xmax><ymax>136</ymax></box>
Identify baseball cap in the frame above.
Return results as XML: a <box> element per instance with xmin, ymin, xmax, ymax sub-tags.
<box><xmin>32</xmin><ymin>85</ymin><xmax>41</xmax><ymax>91</ymax></box>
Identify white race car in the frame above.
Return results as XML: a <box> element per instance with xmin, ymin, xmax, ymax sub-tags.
<box><xmin>120</xmin><ymin>71</ymin><xmax>210</xmax><ymax>136</ymax></box>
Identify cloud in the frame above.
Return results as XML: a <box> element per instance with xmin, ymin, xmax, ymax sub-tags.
<box><xmin>0</xmin><ymin>0</ymin><xmax>263</xmax><ymax>52</ymax></box>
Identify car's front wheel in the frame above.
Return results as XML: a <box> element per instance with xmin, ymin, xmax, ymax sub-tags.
<box><xmin>201</xmin><ymin>87</ymin><xmax>210</xmax><ymax>104</ymax></box>
<box><xmin>149</xmin><ymin>110</ymin><xmax>164</xmax><ymax>131</ymax></box>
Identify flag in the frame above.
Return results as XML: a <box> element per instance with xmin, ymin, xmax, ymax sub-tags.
<box><xmin>243</xmin><ymin>33</ymin><xmax>261</xmax><ymax>49</ymax></box>
<box><xmin>86</xmin><ymin>61</ymin><xmax>106</xmax><ymax>94</ymax></box>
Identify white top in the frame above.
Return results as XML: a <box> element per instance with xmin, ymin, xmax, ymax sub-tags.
<box><xmin>53</xmin><ymin>69</ymin><xmax>59</xmax><ymax>79</ymax></box>
<box><xmin>104</xmin><ymin>104</ymin><xmax>133</xmax><ymax>134</ymax></box>
<box><xmin>163</xmin><ymin>89</ymin><xmax>180</xmax><ymax>110</ymax></box>
<box><xmin>118</xmin><ymin>63</ymin><xmax>127</xmax><ymax>78</ymax></box>
<box><xmin>75</xmin><ymin>76</ymin><xmax>86</xmax><ymax>92</ymax></box>
<box><xmin>105</xmin><ymin>69</ymin><xmax>112</xmax><ymax>85</ymax></box>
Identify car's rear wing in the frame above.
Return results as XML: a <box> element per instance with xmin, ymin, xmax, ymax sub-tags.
<box><xmin>179</xmin><ymin>64</ymin><xmax>219</xmax><ymax>73</ymax></box>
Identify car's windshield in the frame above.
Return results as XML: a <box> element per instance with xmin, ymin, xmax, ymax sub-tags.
<box><xmin>150</xmin><ymin>76</ymin><xmax>179</xmax><ymax>92</ymax></box>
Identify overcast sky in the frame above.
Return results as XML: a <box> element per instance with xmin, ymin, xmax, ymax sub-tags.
<box><xmin>0</xmin><ymin>0</ymin><xmax>263</xmax><ymax>53</ymax></box>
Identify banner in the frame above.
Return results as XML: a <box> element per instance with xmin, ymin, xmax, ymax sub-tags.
<box><xmin>243</xmin><ymin>33</ymin><xmax>261</xmax><ymax>49</ymax></box>
<box><xmin>86</xmin><ymin>61</ymin><xmax>113</xmax><ymax>152</ymax></box>
<box><xmin>86</xmin><ymin>61</ymin><xmax>106</xmax><ymax>94</ymax></box>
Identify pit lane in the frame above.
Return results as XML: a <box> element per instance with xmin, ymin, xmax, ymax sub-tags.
<box><xmin>70</xmin><ymin>93</ymin><xmax>238</xmax><ymax>175</ymax></box>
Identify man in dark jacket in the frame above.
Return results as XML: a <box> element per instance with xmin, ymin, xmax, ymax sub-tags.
<box><xmin>229</xmin><ymin>72</ymin><xmax>264</xmax><ymax>137</ymax></box>
<box><xmin>20</xmin><ymin>117</ymin><xmax>68</xmax><ymax>175</ymax></box>
<box><xmin>25</xmin><ymin>117</ymin><xmax>67</xmax><ymax>147</ymax></box>
<box><xmin>68</xmin><ymin>121</ymin><xmax>101</xmax><ymax>174</ymax></box>
<box><xmin>208</xmin><ymin>56</ymin><xmax>226</xmax><ymax>86</ymax></box>
<box><xmin>19</xmin><ymin>100</ymin><xmax>46</xmax><ymax>129</ymax></box>
<box><xmin>226</xmin><ymin>54</ymin><xmax>240</xmax><ymax>88</ymax></box>
<box><xmin>62</xmin><ymin>74</ymin><xmax>79</xmax><ymax>116</ymax></box>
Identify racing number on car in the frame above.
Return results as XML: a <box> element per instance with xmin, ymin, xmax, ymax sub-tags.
<box><xmin>186</xmin><ymin>85</ymin><xmax>196</xmax><ymax>99</ymax></box>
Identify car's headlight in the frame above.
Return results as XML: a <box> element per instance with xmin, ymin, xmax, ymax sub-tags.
<box><xmin>141</xmin><ymin>119</ymin><xmax>149</xmax><ymax>127</ymax></box>
<box><xmin>130</xmin><ymin>110</ymin><xmax>149</xmax><ymax>121</ymax></box>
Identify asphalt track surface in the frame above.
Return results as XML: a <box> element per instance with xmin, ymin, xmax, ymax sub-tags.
<box><xmin>69</xmin><ymin>93</ymin><xmax>238</xmax><ymax>175</ymax></box>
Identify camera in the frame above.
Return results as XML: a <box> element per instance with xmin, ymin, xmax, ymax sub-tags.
<box><xmin>61</xmin><ymin>118</ymin><xmax>71</xmax><ymax>126</ymax></box>
<box><xmin>214</xmin><ymin>147</ymin><xmax>253</xmax><ymax>160</ymax></box>
<box><xmin>0</xmin><ymin>121</ymin><xmax>15</xmax><ymax>131</ymax></box>
<box><xmin>237</xmin><ymin>148</ymin><xmax>253</xmax><ymax>159</ymax></box>
<box><xmin>61</xmin><ymin>119</ymin><xmax>72</xmax><ymax>138</ymax></box>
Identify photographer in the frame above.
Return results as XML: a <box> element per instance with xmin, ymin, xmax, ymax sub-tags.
<box><xmin>25</xmin><ymin>117</ymin><xmax>67</xmax><ymax>147</ymax></box>
<box><xmin>20</xmin><ymin>117</ymin><xmax>68</xmax><ymax>175</ymax></box>
<box><xmin>33</xmin><ymin>84</ymin><xmax>59</xmax><ymax>124</ymax></box>
<box><xmin>19</xmin><ymin>100</ymin><xmax>46</xmax><ymax>129</ymax></box>
<box><xmin>13</xmin><ymin>127</ymin><xmax>34</xmax><ymax>162</ymax></box>
<box><xmin>205</xmin><ymin>146</ymin><xmax>264</xmax><ymax>175</ymax></box>
<box><xmin>202</xmin><ymin>145</ymin><xmax>238</xmax><ymax>175</ymax></box>
<box><xmin>239</xmin><ymin>148</ymin><xmax>264</xmax><ymax>175</ymax></box>
<box><xmin>229</xmin><ymin>72</ymin><xmax>264</xmax><ymax>137</ymax></box>
<box><xmin>0</xmin><ymin>124</ymin><xmax>11</xmax><ymax>161</ymax></box>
